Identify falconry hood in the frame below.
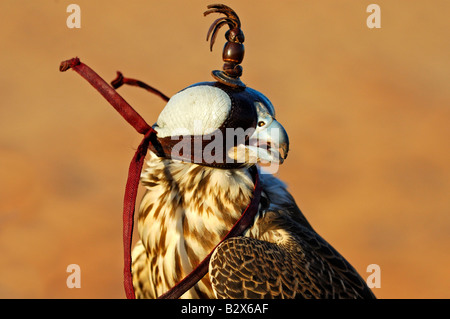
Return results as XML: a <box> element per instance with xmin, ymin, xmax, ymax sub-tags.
<box><xmin>150</xmin><ymin>4</ymin><xmax>289</xmax><ymax>169</ymax></box>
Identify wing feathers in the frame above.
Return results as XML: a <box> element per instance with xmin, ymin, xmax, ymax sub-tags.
<box><xmin>209</xmin><ymin>233</ymin><xmax>375</xmax><ymax>299</ymax></box>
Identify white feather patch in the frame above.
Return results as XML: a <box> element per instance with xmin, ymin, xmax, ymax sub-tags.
<box><xmin>154</xmin><ymin>85</ymin><xmax>231</xmax><ymax>137</ymax></box>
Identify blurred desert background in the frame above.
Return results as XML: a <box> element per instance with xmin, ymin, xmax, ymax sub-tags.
<box><xmin>0</xmin><ymin>0</ymin><xmax>449</xmax><ymax>298</ymax></box>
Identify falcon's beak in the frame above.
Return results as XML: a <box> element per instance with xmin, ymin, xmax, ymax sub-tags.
<box><xmin>229</xmin><ymin>119</ymin><xmax>289</xmax><ymax>166</ymax></box>
<box><xmin>248</xmin><ymin>119</ymin><xmax>289</xmax><ymax>164</ymax></box>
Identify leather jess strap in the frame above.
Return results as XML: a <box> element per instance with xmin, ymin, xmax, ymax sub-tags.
<box><xmin>60</xmin><ymin>57</ymin><xmax>261</xmax><ymax>299</ymax></box>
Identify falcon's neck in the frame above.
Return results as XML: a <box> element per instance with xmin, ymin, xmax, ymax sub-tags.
<box><xmin>137</xmin><ymin>152</ymin><xmax>255</xmax><ymax>297</ymax></box>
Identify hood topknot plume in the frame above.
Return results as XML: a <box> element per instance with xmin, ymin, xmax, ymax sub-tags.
<box><xmin>205</xmin><ymin>4</ymin><xmax>246</xmax><ymax>88</ymax></box>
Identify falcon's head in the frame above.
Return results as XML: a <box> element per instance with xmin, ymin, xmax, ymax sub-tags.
<box><xmin>152</xmin><ymin>82</ymin><xmax>289</xmax><ymax>170</ymax></box>
<box><xmin>148</xmin><ymin>4</ymin><xmax>289</xmax><ymax>172</ymax></box>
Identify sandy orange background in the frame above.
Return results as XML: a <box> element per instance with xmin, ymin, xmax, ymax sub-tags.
<box><xmin>0</xmin><ymin>1</ymin><xmax>449</xmax><ymax>298</ymax></box>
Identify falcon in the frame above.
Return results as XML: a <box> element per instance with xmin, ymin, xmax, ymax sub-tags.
<box><xmin>130</xmin><ymin>5</ymin><xmax>376</xmax><ymax>299</ymax></box>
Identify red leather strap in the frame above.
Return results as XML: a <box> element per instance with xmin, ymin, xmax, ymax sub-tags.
<box><xmin>122</xmin><ymin>129</ymin><xmax>155</xmax><ymax>299</ymax></box>
<box><xmin>59</xmin><ymin>58</ymin><xmax>151</xmax><ymax>135</ymax></box>
<box><xmin>60</xmin><ymin>58</ymin><xmax>150</xmax><ymax>299</ymax></box>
